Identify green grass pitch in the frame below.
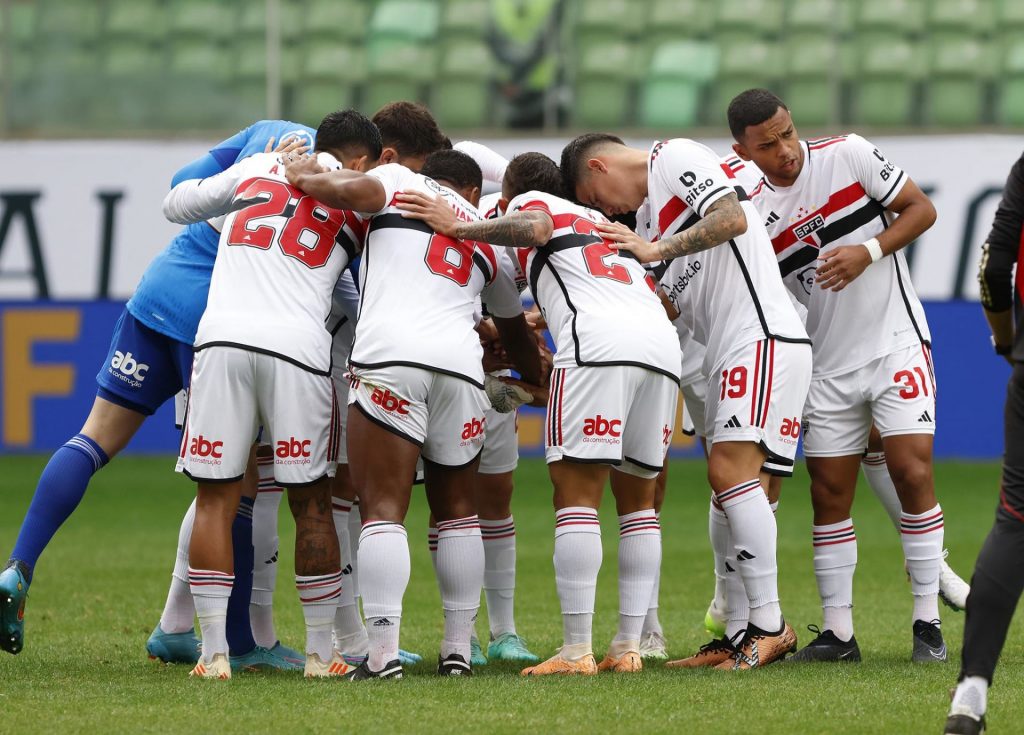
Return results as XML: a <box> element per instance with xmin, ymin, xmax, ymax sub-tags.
<box><xmin>0</xmin><ymin>456</ymin><xmax>1021</xmax><ymax>734</ymax></box>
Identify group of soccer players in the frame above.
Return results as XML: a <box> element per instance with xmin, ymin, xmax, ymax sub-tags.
<box><xmin>1</xmin><ymin>90</ymin><xmax>973</xmax><ymax>682</ymax></box>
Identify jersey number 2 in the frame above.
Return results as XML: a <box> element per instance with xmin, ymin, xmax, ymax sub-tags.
<box><xmin>227</xmin><ymin>178</ymin><xmax>346</xmax><ymax>269</ymax></box>
<box><xmin>573</xmin><ymin>218</ymin><xmax>632</xmax><ymax>285</ymax></box>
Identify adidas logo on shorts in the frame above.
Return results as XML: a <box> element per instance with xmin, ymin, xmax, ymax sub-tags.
<box><xmin>724</xmin><ymin>416</ymin><xmax>742</xmax><ymax>429</ymax></box>
<box><xmin>918</xmin><ymin>411</ymin><xmax>934</xmax><ymax>423</ymax></box>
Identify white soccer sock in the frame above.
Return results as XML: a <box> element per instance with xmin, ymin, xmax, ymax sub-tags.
<box><xmin>614</xmin><ymin>509</ymin><xmax>661</xmax><ymax>650</ymax></box>
<box><xmin>642</xmin><ymin>512</ymin><xmax>663</xmax><ymax>638</ymax></box>
<box><xmin>554</xmin><ymin>507</ymin><xmax>602</xmax><ymax>658</ymax></box>
<box><xmin>348</xmin><ymin>499</ymin><xmax>362</xmax><ymax>602</ymax></box>
<box><xmin>951</xmin><ymin>675</ymin><xmax>988</xmax><ymax>717</ymax></box>
<box><xmin>436</xmin><ymin>516</ymin><xmax>484</xmax><ymax>661</ymax></box>
<box><xmin>250</xmin><ymin>459</ymin><xmax>283</xmax><ymax>648</ymax></box>
<box><xmin>296</xmin><ymin>571</ymin><xmax>342</xmax><ymax>662</ymax></box>
<box><xmin>331</xmin><ymin>498</ymin><xmax>367</xmax><ymax>652</ymax></box>
<box><xmin>862</xmin><ymin>452</ymin><xmax>903</xmax><ymax>528</ymax></box>
<box><xmin>769</xmin><ymin>500</ymin><xmax>780</xmax><ymax>514</ymax></box>
<box><xmin>481</xmin><ymin>516</ymin><xmax>518</xmax><ymax>638</ymax></box>
<box><xmin>160</xmin><ymin>499</ymin><xmax>196</xmax><ymax>634</ymax></box>
<box><xmin>812</xmin><ymin>519</ymin><xmax>858</xmax><ymax>642</ymax></box>
<box><xmin>427</xmin><ymin>526</ymin><xmax>439</xmax><ymax>574</ymax></box>
<box><xmin>359</xmin><ymin>522</ymin><xmax>409</xmax><ymax>670</ymax></box>
<box><xmin>724</xmin><ymin>561</ymin><xmax>750</xmax><ymax>640</ymax></box>
<box><xmin>901</xmin><ymin>504</ymin><xmax>944</xmax><ymax>624</ymax></box>
<box><xmin>188</xmin><ymin>567</ymin><xmax>233</xmax><ymax>661</ymax></box>
<box><xmin>718</xmin><ymin>479</ymin><xmax>782</xmax><ymax>632</ymax></box>
<box><xmin>709</xmin><ymin>497</ymin><xmax>731</xmax><ymax>620</ymax></box>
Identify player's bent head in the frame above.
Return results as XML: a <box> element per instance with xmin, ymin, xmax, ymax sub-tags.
<box><xmin>502</xmin><ymin>152</ymin><xmax>563</xmax><ymax>203</ymax></box>
<box><xmin>315</xmin><ymin>109</ymin><xmax>383</xmax><ymax>173</ymax></box>
<box><xmin>726</xmin><ymin>88</ymin><xmax>802</xmax><ymax>184</ymax></box>
<box><xmin>372</xmin><ymin>101</ymin><xmax>447</xmax><ymax>172</ymax></box>
<box><xmin>560</xmin><ymin>133</ymin><xmax>641</xmax><ymax>217</ymax></box>
<box><xmin>420</xmin><ymin>149</ymin><xmax>483</xmax><ymax>206</ymax></box>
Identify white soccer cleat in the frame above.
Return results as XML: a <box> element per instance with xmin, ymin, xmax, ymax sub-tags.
<box><xmin>639</xmin><ymin>631</ymin><xmax>668</xmax><ymax>660</ymax></box>
<box><xmin>939</xmin><ymin>550</ymin><xmax>970</xmax><ymax>612</ymax></box>
<box><xmin>189</xmin><ymin>653</ymin><xmax>231</xmax><ymax>680</ymax></box>
<box><xmin>304</xmin><ymin>651</ymin><xmax>355</xmax><ymax>678</ymax></box>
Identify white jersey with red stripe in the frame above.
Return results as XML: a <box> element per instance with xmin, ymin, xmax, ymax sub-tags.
<box><xmin>647</xmin><ymin>139</ymin><xmax>808</xmax><ymax>375</ymax></box>
<box><xmin>507</xmin><ymin>190</ymin><xmax>680</xmax><ymax>381</ymax></box>
<box><xmin>638</xmin><ymin>198</ymin><xmax>705</xmax><ymax>386</ymax></box>
<box><xmin>721</xmin><ymin>152</ymin><xmax>764</xmax><ymax>195</ymax></box>
<box><xmin>749</xmin><ymin>134</ymin><xmax>931</xmax><ymax>378</ymax></box>
<box><xmin>350</xmin><ymin>163</ymin><xmax>522</xmax><ymax>388</ymax></box>
<box><xmin>163</xmin><ymin>151</ymin><xmax>363</xmax><ymax>375</ymax></box>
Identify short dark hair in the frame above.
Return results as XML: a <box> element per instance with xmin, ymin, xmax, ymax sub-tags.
<box><xmin>559</xmin><ymin>133</ymin><xmax>624</xmax><ymax>197</ymax></box>
<box><xmin>371</xmin><ymin>101</ymin><xmax>447</xmax><ymax>158</ymax></box>
<box><xmin>504</xmin><ymin>152</ymin><xmax>564</xmax><ymax>200</ymax></box>
<box><xmin>420</xmin><ymin>150</ymin><xmax>482</xmax><ymax>192</ymax></box>
<box><xmin>315</xmin><ymin>109</ymin><xmax>383</xmax><ymax>161</ymax></box>
<box><xmin>727</xmin><ymin>88</ymin><xmax>788</xmax><ymax>141</ymax></box>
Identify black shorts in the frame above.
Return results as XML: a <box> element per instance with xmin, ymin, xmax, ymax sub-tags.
<box><xmin>999</xmin><ymin>363</ymin><xmax>1024</xmax><ymax>521</ymax></box>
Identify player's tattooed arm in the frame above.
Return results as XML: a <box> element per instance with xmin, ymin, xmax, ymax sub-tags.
<box><xmin>597</xmin><ymin>194</ymin><xmax>747</xmax><ymax>263</ymax></box>
<box><xmin>396</xmin><ymin>190</ymin><xmax>553</xmax><ymax>247</ymax></box>
<box><xmin>453</xmin><ymin>211</ymin><xmax>553</xmax><ymax>249</ymax></box>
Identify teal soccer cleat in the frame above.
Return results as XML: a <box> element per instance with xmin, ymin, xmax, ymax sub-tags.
<box><xmin>0</xmin><ymin>560</ymin><xmax>30</xmax><ymax>655</ymax></box>
<box><xmin>231</xmin><ymin>645</ymin><xmax>304</xmax><ymax>672</ymax></box>
<box><xmin>268</xmin><ymin>641</ymin><xmax>305</xmax><ymax>666</ymax></box>
<box><xmin>470</xmin><ymin>635</ymin><xmax>488</xmax><ymax>666</ymax></box>
<box><xmin>146</xmin><ymin>624</ymin><xmax>201</xmax><ymax>664</ymax></box>
<box><xmin>487</xmin><ymin>633</ymin><xmax>541</xmax><ymax>664</ymax></box>
<box><xmin>398</xmin><ymin>648</ymin><xmax>422</xmax><ymax>666</ymax></box>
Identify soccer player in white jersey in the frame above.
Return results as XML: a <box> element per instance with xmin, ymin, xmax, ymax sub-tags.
<box><xmin>159</xmin><ymin>110</ymin><xmax>382</xmax><ymax>680</ymax></box>
<box><xmin>563</xmin><ymin>133</ymin><xmax>812</xmax><ymax>670</ymax></box>
<box><xmin>283</xmin><ymin>149</ymin><xmax>542</xmax><ymax>679</ymax></box>
<box><xmin>727</xmin><ymin>89</ymin><xmax>950</xmax><ymax>663</ymax></box>
<box><xmin>455</xmin><ymin>148</ymin><xmax>542</xmax><ymax>665</ymax></box>
<box><xmin>161</xmin><ymin>109</ymin><xmax>382</xmax><ymax>679</ymax></box>
<box><xmin>399</xmin><ymin>152</ymin><xmax>681</xmax><ymax>676</ymax></box>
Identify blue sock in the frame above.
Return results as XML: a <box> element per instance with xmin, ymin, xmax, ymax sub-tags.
<box><xmin>226</xmin><ymin>496</ymin><xmax>257</xmax><ymax>656</ymax></box>
<box><xmin>10</xmin><ymin>434</ymin><xmax>108</xmax><ymax>582</ymax></box>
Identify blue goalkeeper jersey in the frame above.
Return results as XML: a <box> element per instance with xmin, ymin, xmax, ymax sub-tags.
<box><xmin>126</xmin><ymin>120</ymin><xmax>316</xmax><ymax>344</ymax></box>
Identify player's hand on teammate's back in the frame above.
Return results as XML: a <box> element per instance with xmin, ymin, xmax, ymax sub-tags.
<box><xmin>815</xmin><ymin>244</ymin><xmax>873</xmax><ymax>292</ymax></box>
<box><xmin>267</xmin><ymin>135</ymin><xmax>310</xmax><ymax>156</ymax></box>
<box><xmin>596</xmin><ymin>221</ymin><xmax>661</xmax><ymax>263</ymax></box>
<box><xmin>282</xmin><ymin>152</ymin><xmax>325</xmax><ymax>188</ymax></box>
<box><xmin>396</xmin><ymin>190</ymin><xmax>460</xmax><ymax>237</ymax></box>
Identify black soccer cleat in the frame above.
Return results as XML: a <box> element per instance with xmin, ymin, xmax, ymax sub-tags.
<box><xmin>912</xmin><ymin>619</ymin><xmax>948</xmax><ymax>663</ymax></box>
<box><xmin>437</xmin><ymin>652</ymin><xmax>472</xmax><ymax>677</ymax></box>
<box><xmin>943</xmin><ymin>712</ymin><xmax>986</xmax><ymax>734</ymax></box>
<box><xmin>788</xmin><ymin>625</ymin><xmax>861</xmax><ymax>663</ymax></box>
<box><xmin>345</xmin><ymin>658</ymin><xmax>403</xmax><ymax>681</ymax></box>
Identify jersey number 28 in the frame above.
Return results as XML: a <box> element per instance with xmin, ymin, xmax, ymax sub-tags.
<box><xmin>227</xmin><ymin>178</ymin><xmax>347</xmax><ymax>269</ymax></box>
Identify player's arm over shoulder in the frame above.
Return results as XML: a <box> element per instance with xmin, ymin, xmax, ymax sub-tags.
<box><xmin>162</xmin><ymin>153</ymin><xmax>268</xmax><ymax>225</ymax></box>
<box><xmin>450</xmin><ymin>191</ymin><xmax>554</xmax><ymax>249</ymax></box>
<box><xmin>286</xmin><ymin>160</ymin><xmax>391</xmax><ymax>216</ymax></box>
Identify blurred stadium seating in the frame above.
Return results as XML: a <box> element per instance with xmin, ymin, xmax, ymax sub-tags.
<box><xmin>0</xmin><ymin>0</ymin><xmax>1019</xmax><ymax>134</ymax></box>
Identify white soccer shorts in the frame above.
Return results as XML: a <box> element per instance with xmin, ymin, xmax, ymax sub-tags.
<box><xmin>480</xmin><ymin>407</ymin><xmax>519</xmax><ymax>474</ymax></box>
<box><xmin>347</xmin><ymin>364</ymin><xmax>490</xmax><ymax>467</ymax></box>
<box><xmin>545</xmin><ymin>365</ymin><xmax>678</xmax><ymax>479</ymax></box>
<box><xmin>704</xmin><ymin>338</ymin><xmax>812</xmax><ymax>477</ymax></box>
<box><xmin>803</xmin><ymin>342</ymin><xmax>937</xmax><ymax>457</ymax></box>
<box><xmin>329</xmin><ymin>320</ymin><xmax>355</xmax><ymax>465</ymax></box>
<box><xmin>680</xmin><ymin>375</ymin><xmax>707</xmax><ymax>439</ymax></box>
<box><xmin>177</xmin><ymin>346</ymin><xmax>340</xmax><ymax>486</ymax></box>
